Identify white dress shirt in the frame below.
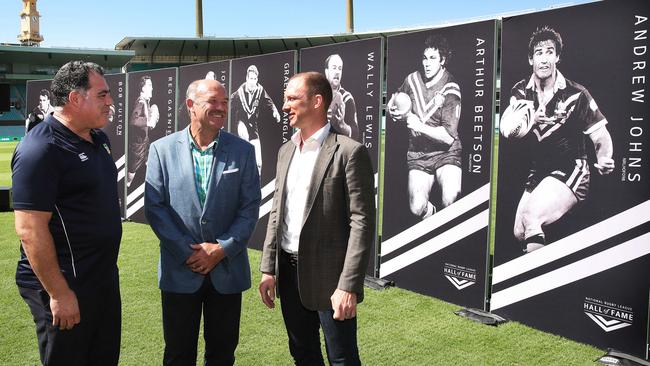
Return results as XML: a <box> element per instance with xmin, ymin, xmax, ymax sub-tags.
<box><xmin>280</xmin><ymin>123</ymin><xmax>330</xmax><ymax>254</ymax></box>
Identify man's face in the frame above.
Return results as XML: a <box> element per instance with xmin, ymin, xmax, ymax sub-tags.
<box><xmin>422</xmin><ymin>48</ymin><xmax>444</xmax><ymax>79</ymax></box>
<box><xmin>245</xmin><ymin>72</ymin><xmax>258</xmax><ymax>91</ymax></box>
<box><xmin>77</xmin><ymin>71</ymin><xmax>114</xmax><ymax>129</ymax></box>
<box><xmin>283</xmin><ymin>77</ymin><xmax>315</xmax><ymax>130</ymax></box>
<box><xmin>142</xmin><ymin>79</ymin><xmax>153</xmax><ymax>100</ymax></box>
<box><xmin>190</xmin><ymin>80</ymin><xmax>228</xmax><ymax>132</ymax></box>
<box><xmin>39</xmin><ymin>95</ymin><xmax>50</xmax><ymax>111</ymax></box>
<box><xmin>325</xmin><ymin>55</ymin><xmax>343</xmax><ymax>89</ymax></box>
<box><xmin>529</xmin><ymin>40</ymin><xmax>559</xmax><ymax>81</ymax></box>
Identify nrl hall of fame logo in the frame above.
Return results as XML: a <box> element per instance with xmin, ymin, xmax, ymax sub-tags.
<box><xmin>583</xmin><ymin>297</ymin><xmax>634</xmax><ymax>332</ymax></box>
<box><xmin>443</xmin><ymin>263</ymin><xmax>477</xmax><ymax>290</ymax></box>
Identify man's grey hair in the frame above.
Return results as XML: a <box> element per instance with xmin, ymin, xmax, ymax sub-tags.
<box><xmin>50</xmin><ymin>61</ymin><xmax>105</xmax><ymax>107</ymax></box>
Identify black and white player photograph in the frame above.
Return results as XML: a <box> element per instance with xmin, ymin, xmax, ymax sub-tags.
<box><xmin>381</xmin><ymin>22</ymin><xmax>496</xmax><ymax>308</ymax></box>
<box><xmin>126</xmin><ymin>68</ymin><xmax>177</xmax><ymax>223</ymax></box>
<box><xmin>499</xmin><ymin>26</ymin><xmax>614</xmax><ymax>255</ymax></box>
<box><xmin>178</xmin><ymin>60</ymin><xmax>230</xmax><ymax>130</ymax></box>
<box><xmin>24</xmin><ymin>79</ymin><xmax>54</xmax><ymax>133</ymax></box>
<box><xmin>492</xmin><ymin>0</ymin><xmax>649</xmax><ymax>357</ymax></box>
<box><xmin>300</xmin><ymin>37</ymin><xmax>382</xmax><ymax>171</ymax></box>
<box><xmin>230</xmin><ymin>64</ymin><xmax>281</xmax><ymax>177</ymax></box>
<box><xmin>230</xmin><ymin>51</ymin><xmax>296</xmax><ymax>250</ymax></box>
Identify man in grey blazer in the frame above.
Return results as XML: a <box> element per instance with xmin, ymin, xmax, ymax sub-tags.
<box><xmin>145</xmin><ymin>79</ymin><xmax>260</xmax><ymax>365</ymax></box>
<box><xmin>259</xmin><ymin>72</ymin><xmax>375</xmax><ymax>365</ymax></box>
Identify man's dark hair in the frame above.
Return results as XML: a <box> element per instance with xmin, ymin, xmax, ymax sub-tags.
<box><xmin>528</xmin><ymin>26</ymin><xmax>563</xmax><ymax>59</ymax></box>
<box><xmin>291</xmin><ymin>72</ymin><xmax>332</xmax><ymax>111</ymax></box>
<box><xmin>38</xmin><ymin>89</ymin><xmax>51</xmax><ymax>99</ymax></box>
<box><xmin>139</xmin><ymin>75</ymin><xmax>152</xmax><ymax>91</ymax></box>
<box><xmin>50</xmin><ymin>61</ymin><xmax>104</xmax><ymax>107</ymax></box>
<box><xmin>424</xmin><ymin>35</ymin><xmax>451</xmax><ymax>65</ymax></box>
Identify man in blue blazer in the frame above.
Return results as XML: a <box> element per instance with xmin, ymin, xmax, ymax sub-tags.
<box><xmin>145</xmin><ymin>79</ymin><xmax>260</xmax><ymax>366</ymax></box>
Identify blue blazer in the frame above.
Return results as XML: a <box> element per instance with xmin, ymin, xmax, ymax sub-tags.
<box><xmin>145</xmin><ymin>128</ymin><xmax>260</xmax><ymax>294</ymax></box>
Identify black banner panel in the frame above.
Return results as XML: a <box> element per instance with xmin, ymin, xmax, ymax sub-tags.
<box><xmin>125</xmin><ymin>68</ymin><xmax>177</xmax><ymax>224</ymax></box>
<box><xmin>178</xmin><ymin>61</ymin><xmax>231</xmax><ymax>131</ymax></box>
<box><xmin>229</xmin><ymin>51</ymin><xmax>296</xmax><ymax>250</ymax></box>
<box><xmin>381</xmin><ymin>21</ymin><xmax>497</xmax><ymax>309</ymax></box>
<box><xmin>25</xmin><ymin>79</ymin><xmax>54</xmax><ymax>132</ymax></box>
<box><xmin>492</xmin><ymin>0</ymin><xmax>649</xmax><ymax>358</ymax></box>
<box><xmin>102</xmin><ymin>73</ymin><xmax>127</xmax><ymax>218</ymax></box>
<box><xmin>300</xmin><ymin>37</ymin><xmax>384</xmax><ymax>276</ymax></box>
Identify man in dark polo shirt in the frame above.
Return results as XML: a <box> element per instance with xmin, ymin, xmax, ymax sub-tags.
<box><xmin>12</xmin><ymin>61</ymin><xmax>122</xmax><ymax>365</ymax></box>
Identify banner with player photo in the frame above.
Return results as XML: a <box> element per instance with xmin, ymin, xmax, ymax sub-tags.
<box><xmin>102</xmin><ymin>73</ymin><xmax>127</xmax><ymax>218</ymax></box>
<box><xmin>178</xmin><ymin>61</ymin><xmax>230</xmax><ymax>130</ymax></box>
<box><xmin>492</xmin><ymin>0</ymin><xmax>649</xmax><ymax>358</ymax></box>
<box><xmin>125</xmin><ymin>68</ymin><xmax>177</xmax><ymax>224</ymax></box>
<box><xmin>300</xmin><ymin>37</ymin><xmax>383</xmax><ymax>276</ymax></box>
<box><xmin>229</xmin><ymin>51</ymin><xmax>296</xmax><ymax>250</ymax></box>
<box><xmin>380</xmin><ymin>21</ymin><xmax>497</xmax><ymax>309</ymax></box>
<box><xmin>25</xmin><ymin>79</ymin><xmax>54</xmax><ymax>132</ymax></box>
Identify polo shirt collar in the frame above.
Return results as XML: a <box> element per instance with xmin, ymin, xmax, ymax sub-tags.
<box><xmin>48</xmin><ymin>114</ymin><xmax>100</xmax><ymax>144</ymax></box>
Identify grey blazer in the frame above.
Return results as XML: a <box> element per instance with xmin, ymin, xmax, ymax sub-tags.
<box><xmin>260</xmin><ymin>128</ymin><xmax>375</xmax><ymax>310</ymax></box>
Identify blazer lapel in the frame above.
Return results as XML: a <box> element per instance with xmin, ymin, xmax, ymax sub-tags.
<box><xmin>302</xmin><ymin>131</ymin><xmax>337</xmax><ymax>226</ymax></box>
<box><xmin>275</xmin><ymin>142</ymin><xmax>296</xmax><ymax>221</ymax></box>
<box><xmin>203</xmin><ymin>130</ymin><xmax>228</xmax><ymax>215</ymax></box>
<box><xmin>177</xmin><ymin>128</ymin><xmax>202</xmax><ymax>213</ymax></box>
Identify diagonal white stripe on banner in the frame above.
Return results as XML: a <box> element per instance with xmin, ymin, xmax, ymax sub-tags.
<box><xmin>117</xmin><ymin>168</ymin><xmax>125</xmax><ymax>183</ymax></box>
<box><xmin>492</xmin><ymin>200</ymin><xmax>650</xmax><ymax>285</ymax></box>
<box><xmin>382</xmin><ymin>184</ymin><xmax>490</xmax><ymax>256</ymax></box>
<box><xmin>126</xmin><ymin>184</ymin><xmax>145</xmax><ymax>205</ymax></box>
<box><xmin>261</xmin><ymin>179</ymin><xmax>276</xmax><ymax>200</ymax></box>
<box><xmin>259</xmin><ymin>199</ymin><xmax>273</xmax><ymax>219</ymax></box>
<box><xmin>115</xmin><ymin>155</ymin><xmax>125</xmax><ymax>170</ymax></box>
<box><xmin>490</xmin><ymin>233</ymin><xmax>650</xmax><ymax>310</ymax></box>
<box><xmin>380</xmin><ymin>209</ymin><xmax>489</xmax><ymax>277</ymax></box>
<box><xmin>126</xmin><ymin>197</ymin><xmax>145</xmax><ymax>218</ymax></box>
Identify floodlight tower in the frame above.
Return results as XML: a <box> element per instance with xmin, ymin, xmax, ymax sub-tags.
<box><xmin>18</xmin><ymin>0</ymin><xmax>44</xmax><ymax>46</ymax></box>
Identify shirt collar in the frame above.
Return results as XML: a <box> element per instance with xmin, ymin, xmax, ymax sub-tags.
<box><xmin>188</xmin><ymin>127</ymin><xmax>218</xmax><ymax>152</ymax></box>
<box><xmin>526</xmin><ymin>69</ymin><xmax>567</xmax><ymax>93</ymax></box>
<box><xmin>291</xmin><ymin>123</ymin><xmax>330</xmax><ymax>149</ymax></box>
<box><xmin>49</xmin><ymin>114</ymin><xmax>99</xmax><ymax>144</ymax></box>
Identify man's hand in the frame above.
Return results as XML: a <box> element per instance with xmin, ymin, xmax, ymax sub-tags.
<box><xmin>405</xmin><ymin>113</ymin><xmax>425</xmax><ymax>136</ymax></box>
<box><xmin>387</xmin><ymin>93</ymin><xmax>408</xmax><ymax>122</ymax></box>
<box><xmin>331</xmin><ymin>289</ymin><xmax>357</xmax><ymax>321</ymax></box>
<box><xmin>594</xmin><ymin>156</ymin><xmax>615</xmax><ymax>175</ymax></box>
<box><xmin>50</xmin><ymin>288</ymin><xmax>80</xmax><ymax>330</ymax></box>
<box><xmin>273</xmin><ymin>107</ymin><xmax>281</xmax><ymax>123</ymax></box>
<box><xmin>186</xmin><ymin>242</ymin><xmax>225</xmax><ymax>275</ymax></box>
<box><xmin>258</xmin><ymin>273</ymin><xmax>276</xmax><ymax>309</ymax></box>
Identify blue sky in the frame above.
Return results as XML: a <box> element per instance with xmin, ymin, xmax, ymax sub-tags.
<box><xmin>1</xmin><ymin>0</ymin><xmax>591</xmax><ymax>49</ymax></box>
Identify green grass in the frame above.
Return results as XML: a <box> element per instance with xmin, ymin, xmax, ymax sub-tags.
<box><xmin>0</xmin><ymin>142</ymin><xmax>17</xmax><ymax>187</ymax></box>
<box><xmin>0</xmin><ymin>212</ymin><xmax>602</xmax><ymax>365</ymax></box>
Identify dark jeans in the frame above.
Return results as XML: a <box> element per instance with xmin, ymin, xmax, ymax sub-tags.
<box><xmin>161</xmin><ymin>276</ymin><xmax>242</xmax><ymax>366</ymax></box>
<box><xmin>18</xmin><ymin>282</ymin><xmax>121</xmax><ymax>366</ymax></box>
<box><xmin>279</xmin><ymin>250</ymin><xmax>361</xmax><ymax>366</ymax></box>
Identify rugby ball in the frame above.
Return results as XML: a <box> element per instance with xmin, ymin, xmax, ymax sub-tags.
<box><xmin>500</xmin><ymin>99</ymin><xmax>534</xmax><ymax>139</ymax></box>
<box><xmin>392</xmin><ymin>92</ymin><xmax>412</xmax><ymax>115</ymax></box>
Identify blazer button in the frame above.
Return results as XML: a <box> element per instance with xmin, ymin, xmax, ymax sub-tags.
<box><xmin>201</xmin><ymin>219</ymin><xmax>207</xmax><ymax>224</ymax></box>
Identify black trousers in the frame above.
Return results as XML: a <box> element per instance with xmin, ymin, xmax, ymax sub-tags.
<box><xmin>18</xmin><ymin>282</ymin><xmax>121</xmax><ymax>366</ymax></box>
<box><xmin>278</xmin><ymin>250</ymin><xmax>361</xmax><ymax>366</ymax></box>
<box><xmin>161</xmin><ymin>276</ymin><xmax>242</xmax><ymax>366</ymax></box>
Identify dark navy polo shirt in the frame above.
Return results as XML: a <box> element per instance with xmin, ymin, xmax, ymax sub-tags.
<box><xmin>12</xmin><ymin>115</ymin><xmax>122</xmax><ymax>293</ymax></box>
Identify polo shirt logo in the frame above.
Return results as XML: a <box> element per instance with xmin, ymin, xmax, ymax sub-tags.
<box><xmin>102</xmin><ymin>143</ymin><xmax>111</xmax><ymax>155</ymax></box>
<box><xmin>78</xmin><ymin>152</ymin><xmax>89</xmax><ymax>162</ymax></box>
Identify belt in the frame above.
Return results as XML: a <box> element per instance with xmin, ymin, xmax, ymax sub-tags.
<box><xmin>280</xmin><ymin>249</ymin><xmax>298</xmax><ymax>267</ymax></box>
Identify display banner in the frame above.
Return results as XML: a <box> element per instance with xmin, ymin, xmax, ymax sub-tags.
<box><xmin>102</xmin><ymin>73</ymin><xmax>127</xmax><ymax>218</ymax></box>
<box><xmin>125</xmin><ymin>68</ymin><xmax>177</xmax><ymax>224</ymax></box>
<box><xmin>25</xmin><ymin>79</ymin><xmax>54</xmax><ymax>132</ymax></box>
<box><xmin>178</xmin><ymin>61</ymin><xmax>231</xmax><ymax>131</ymax></box>
<box><xmin>300</xmin><ymin>37</ymin><xmax>383</xmax><ymax>276</ymax></box>
<box><xmin>229</xmin><ymin>51</ymin><xmax>296</xmax><ymax>250</ymax></box>
<box><xmin>380</xmin><ymin>20</ymin><xmax>497</xmax><ymax>308</ymax></box>
<box><xmin>492</xmin><ymin>0</ymin><xmax>649</xmax><ymax>357</ymax></box>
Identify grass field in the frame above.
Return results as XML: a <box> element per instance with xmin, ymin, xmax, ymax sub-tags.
<box><xmin>0</xmin><ymin>142</ymin><xmax>17</xmax><ymax>187</ymax></box>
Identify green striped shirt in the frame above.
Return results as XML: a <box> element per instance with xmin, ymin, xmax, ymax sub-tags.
<box><xmin>189</xmin><ymin>129</ymin><xmax>219</xmax><ymax>207</ymax></box>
